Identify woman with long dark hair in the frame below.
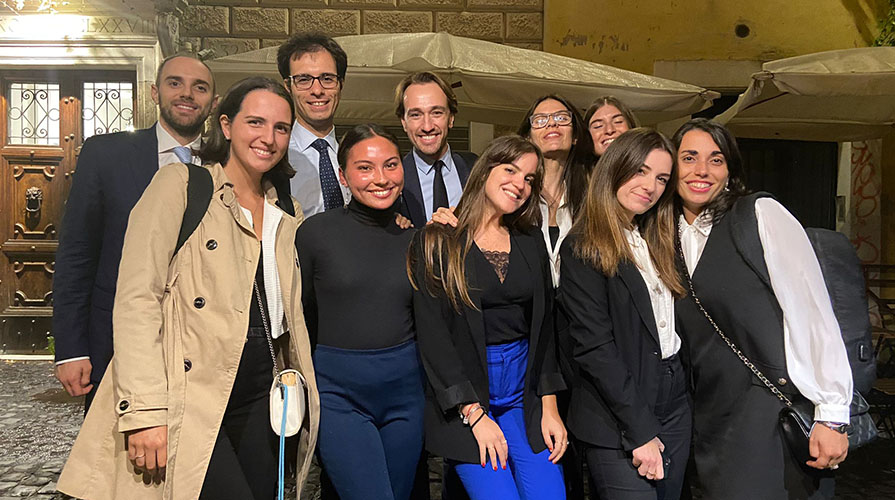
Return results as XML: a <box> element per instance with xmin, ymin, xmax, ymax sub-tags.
<box><xmin>57</xmin><ymin>76</ymin><xmax>319</xmax><ymax>499</ymax></box>
<box><xmin>558</xmin><ymin>128</ymin><xmax>691</xmax><ymax>499</ymax></box>
<box><xmin>296</xmin><ymin>123</ymin><xmax>424</xmax><ymax>500</ymax></box>
<box><xmin>408</xmin><ymin>135</ymin><xmax>568</xmax><ymax>499</ymax></box>
<box><xmin>672</xmin><ymin>118</ymin><xmax>851</xmax><ymax>499</ymax></box>
<box><xmin>516</xmin><ymin>94</ymin><xmax>594</xmax><ymax>286</ymax></box>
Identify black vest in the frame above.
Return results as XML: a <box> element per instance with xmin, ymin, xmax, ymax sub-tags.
<box><xmin>677</xmin><ymin>194</ymin><xmax>802</xmax><ymax>413</ymax></box>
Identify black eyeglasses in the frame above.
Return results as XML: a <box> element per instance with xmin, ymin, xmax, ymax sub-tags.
<box><xmin>287</xmin><ymin>73</ymin><xmax>341</xmax><ymax>90</ymax></box>
<box><xmin>529</xmin><ymin>111</ymin><xmax>573</xmax><ymax>129</ymax></box>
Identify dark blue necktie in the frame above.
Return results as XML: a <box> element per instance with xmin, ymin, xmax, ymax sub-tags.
<box><xmin>311</xmin><ymin>139</ymin><xmax>343</xmax><ymax>210</ymax></box>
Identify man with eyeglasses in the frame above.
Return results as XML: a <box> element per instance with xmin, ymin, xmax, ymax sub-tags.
<box><xmin>277</xmin><ymin>33</ymin><xmax>350</xmax><ymax>218</ymax></box>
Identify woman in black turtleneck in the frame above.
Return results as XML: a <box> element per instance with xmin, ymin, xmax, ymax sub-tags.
<box><xmin>295</xmin><ymin>123</ymin><xmax>421</xmax><ymax>500</ymax></box>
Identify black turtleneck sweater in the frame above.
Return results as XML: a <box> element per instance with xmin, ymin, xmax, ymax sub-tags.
<box><xmin>296</xmin><ymin>199</ymin><xmax>415</xmax><ymax>350</ymax></box>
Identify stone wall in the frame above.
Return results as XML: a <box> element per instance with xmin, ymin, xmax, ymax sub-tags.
<box><xmin>180</xmin><ymin>0</ymin><xmax>544</xmax><ymax>57</ymax></box>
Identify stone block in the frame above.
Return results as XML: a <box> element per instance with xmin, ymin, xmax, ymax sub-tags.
<box><xmin>467</xmin><ymin>0</ymin><xmax>541</xmax><ymax>8</ymax></box>
<box><xmin>262</xmin><ymin>38</ymin><xmax>288</xmax><ymax>48</ymax></box>
<box><xmin>506</xmin><ymin>12</ymin><xmax>541</xmax><ymax>40</ymax></box>
<box><xmin>179</xmin><ymin>37</ymin><xmax>202</xmax><ymax>53</ymax></box>
<box><xmin>399</xmin><ymin>0</ymin><xmax>462</xmax><ymax>7</ymax></box>
<box><xmin>181</xmin><ymin>6</ymin><xmax>229</xmax><ymax>36</ymax></box>
<box><xmin>435</xmin><ymin>12</ymin><xmax>503</xmax><ymax>40</ymax></box>
<box><xmin>202</xmin><ymin>37</ymin><xmax>262</xmax><ymax>57</ymax></box>
<box><xmin>333</xmin><ymin>0</ymin><xmax>397</xmax><ymax>6</ymax></box>
<box><xmin>364</xmin><ymin>11</ymin><xmax>432</xmax><ymax>34</ymax></box>
<box><xmin>506</xmin><ymin>42</ymin><xmax>542</xmax><ymax>51</ymax></box>
<box><xmin>262</xmin><ymin>0</ymin><xmax>326</xmax><ymax>5</ymax></box>
<box><xmin>232</xmin><ymin>7</ymin><xmax>289</xmax><ymax>36</ymax></box>
<box><xmin>291</xmin><ymin>9</ymin><xmax>360</xmax><ymax>36</ymax></box>
<box><xmin>196</xmin><ymin>0</ymin><xmax>258</xmax><ymax>5</ymax></box>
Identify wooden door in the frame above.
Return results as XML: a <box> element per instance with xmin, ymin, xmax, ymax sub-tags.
<box><xmin>0</xmin><ymin>70</ymin><xmax>134</xmax><ymax>353</ymax></box>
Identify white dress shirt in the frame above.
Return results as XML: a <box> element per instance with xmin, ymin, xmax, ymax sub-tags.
<box><xmin>538</xmin><ymin>193</ymin><xmax>573</xmax><ymax>288</ymax></box>
<box><xmin>156</xmin><ymin>123</ymin><xmax>201</xmax><ymax>167</ymax></box>
<box><xmin>239</xmin><ymin>200</ymin><xmax>287</xmax><ymax>339</ymax></box>
<box><xmin>679</xmin><ymin>198</ymin><xmax>852</xmax><ymax>423</ymax></box>
<box><xmin>287</xmin><ymin>122</ymin><xmax>350</xmax><ymax>219</ymax></box>
<box><xmin>57</xmin><ymin>123</ymin><xmax>201</xmax><ymax>366</ymax></box>
<box><xmin>412</xmin><ymin>147</ymin><xmax>464</xmax><ymax>221</ymax></box>
<box><xmin>625</xmin><ymin>227</ymin><xmax>680</xmax><ymax>359</ymax></box>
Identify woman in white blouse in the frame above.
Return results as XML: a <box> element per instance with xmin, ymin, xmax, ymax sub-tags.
<box><xmin>672</xmin><ymin>118</ymin><xmax>851</xmax><ymax>500</ymax></box>
<box><xmin>558</xmin><ymin>128</ymin><xmax>691</xmax><ymax>500</ymax></box>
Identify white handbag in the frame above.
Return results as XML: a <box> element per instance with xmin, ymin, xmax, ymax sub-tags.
<box><xmin>269</xmin><ymin>369</ymin><xmax>306</xmax><ymax>437</ymax></box>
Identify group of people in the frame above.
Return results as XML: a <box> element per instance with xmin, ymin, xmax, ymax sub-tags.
<box><xmin>50</xmin><ymin>31</ymin><xmax>853</xmax><ymax>500</ymax></box>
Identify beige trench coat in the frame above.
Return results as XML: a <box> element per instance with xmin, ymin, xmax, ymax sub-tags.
<box><xmin>57</xmin><ymin>162</ymin><xmax>319</xmax><ymax>500</ymax></box>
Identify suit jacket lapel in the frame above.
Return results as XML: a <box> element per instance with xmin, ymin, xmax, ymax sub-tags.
<box><xmin>132</xmin><ymin>124</ymin><xmax>160</xmax><ymax>193</ymax></box>
<box><xmin>453</xmin><ymin>151</ymin><xmax>472</xmax><ymax>185</ymax></box>
<box><xmin>463</xmin><ymin>249</ymin><xmax>488</xmax><ymax>370</ymax></box>
<box><xmin>513</xmin><ymin>232</ymin><xmax>544</xmax><ymax>351</ymax></box>
<box><xmin>400</xmin><ymin>152</ymin><xmax>426</xmax><ymax>228</ymax></box>
<box><xmin>617</xmin><ymin>262</ymin><xmax>660</xmax><ymax>346</ymax></box>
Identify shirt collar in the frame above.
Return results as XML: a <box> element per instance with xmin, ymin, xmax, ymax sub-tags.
<box><xmin>413</xmin><ymin>146</ymin><xmax>453</xmax><ymax>175</ymax></box>
<box><xmin>291</xmin><ymin>120</ymin><xmax>337</xmax><ymax>152</ymax></box>
<box><xmin>156</xmin><ymin>122</ymin><xmax>201</xmax><ymax>154</ymax></box>
<box><xmin>678</xmin><ymin>212</ymin><xmax>713</xmax><ymax>237</ymax></box>
<box><xmin>624</xmin><ymin>226</ymin><xmax>645</xmax><ymax>249</ymax></box>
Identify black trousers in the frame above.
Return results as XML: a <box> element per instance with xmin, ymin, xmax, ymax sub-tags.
<box><xmin>199</xmin><ymin>328</ymin><xmax>278</xmax><ymax>500</ymax></box>
<box><xmin>585</xmin><ymin>354</ymin><xmax>692</xmax><ymax>500</ymax></box>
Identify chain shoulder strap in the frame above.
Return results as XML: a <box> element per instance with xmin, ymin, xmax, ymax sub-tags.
<box><xmin>677</xmin><ymin>244</ymin><xmax>793</xmax><ymax>408</ymax></box>
<box><xmin>254</xmin><ymin>279</ymin><xmax>281</xmax><ymax>378</ymax></box>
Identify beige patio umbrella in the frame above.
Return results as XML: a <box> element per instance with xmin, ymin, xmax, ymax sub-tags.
<box><xmin>715</xmin><ymin>47</ymin><xmax>895</xmax><ymax>142</ymax></box>
<box><xmin>207</xmin><ymin>32</ymin><xmax>717</xmax><ymax>126</ymax></box>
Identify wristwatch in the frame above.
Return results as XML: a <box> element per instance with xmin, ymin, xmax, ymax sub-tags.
<box><xmin>819</xmin><ymin>421</ymin><xmax>850</xmax><ymax>434</ymax></box>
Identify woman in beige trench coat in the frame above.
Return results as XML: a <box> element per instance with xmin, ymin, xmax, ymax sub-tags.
<box><xmin>57</xmin><ymin>76</ymin><xmax>319</xmax><ymax>500</ymax></box>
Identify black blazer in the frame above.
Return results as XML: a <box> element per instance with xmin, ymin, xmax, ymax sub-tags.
<box><xmin>556</xmin><ymin>234</ymin><xmax>663</xmax><ymax>451</ymax></box>
<box><xmin>400</xmin><ymin>150</ymin><xmax>476</xmax><ymax>228</ymax></box>
<box><xmin>52</xmin><ymin>126</ymin><xmax>159</xmax><ymax>384</ymax></box>
<box><xmin>410</xmin><ymin>227</ymin><xmax>566</xmax><ymax>463</ymax></box>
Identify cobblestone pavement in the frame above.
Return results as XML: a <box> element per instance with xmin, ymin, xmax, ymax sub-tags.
<box><xmin>1</xmin><ymin>360</ymin><xmax>893</xmax><ymax>499</ymax></box>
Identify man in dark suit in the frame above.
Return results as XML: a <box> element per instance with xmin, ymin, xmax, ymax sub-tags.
<box><xmin>395</xmin><ymin>72</ymin><xmax>476</xmax><ymax>228</ymax></box>
<box><xmin>53</xmin><ymin>54</ymin><xmax>217</xmax><ymax>410</ymax></box>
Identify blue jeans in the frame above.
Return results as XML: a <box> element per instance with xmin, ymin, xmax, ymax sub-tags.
<box><xmin>452</xmin><ymin>339</ymin><xmax>566</xmax><ymax>500</ymax></box>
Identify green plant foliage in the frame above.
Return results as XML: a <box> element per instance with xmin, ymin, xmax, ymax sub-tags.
<box><xmin>47</xmin><ymin>335</ymin><xmax>55</xmax><ymax>355</ymax></box>
<box><xmin>875</xmin><ymin>0</ymin><xmax>895</xmax><ymax>46</ymax></box>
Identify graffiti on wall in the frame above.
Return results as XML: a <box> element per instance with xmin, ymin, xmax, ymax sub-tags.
<box><xmin>850</xmin><ymin>140</ymin><xmax>882</xmax><ymax>265</ymax></box>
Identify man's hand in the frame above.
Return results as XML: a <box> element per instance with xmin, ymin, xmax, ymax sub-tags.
<box><xmin>55</xmin><ymin>359</ymin><xmax>94</xmax><ymax>397</ymax></box>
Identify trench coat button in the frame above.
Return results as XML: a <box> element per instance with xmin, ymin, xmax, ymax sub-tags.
<box><xmin>119</xmin><ymin>400</ymin><xmax>129</xmax><ymax>411</ymax></box>
<box><xmin>206</xmin><ymin>239</ymin><xmax>218</xmax><ymax>250</ymax></box>
<box><xmin>653</xmin><ymin>351</ymin><xmax>660</xmax><ymax>357</ymax></box>
<box><xmin>194</xmin><ymin>297</ymin><xmax>205</xmax><ymax>309</ymax></box>
<box><xmin>778</xmin><ymin>377</ymin><xmax>787</xmax><ymax>385</ymax></box>
<box><xmin>184</xmin><ymin>359</ymin><xmax>192</xmax><ymax>372</ymax></box>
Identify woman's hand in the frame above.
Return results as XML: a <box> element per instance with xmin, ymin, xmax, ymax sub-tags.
<box><xmin>806</xmin><ymin>423</ymin><xmax>848</xmax><ymax>470</ymax></box>
<box><xmin>428</xmin><ymin>206</ymin><xmax>458</xmax><ymax>227</ymax></box>
<box><xmin>631</xmin><ymin>436</ymin><xmax>665</xmax><ymax>481</ymax></box>
<box><xmin>470</xmin><ymin>414</ymin><xmax>508</xmax><ymax>471</ymax></box>
<box><xmin>540</xmin><ymin>394</ymin><xmax>568</xmax><ymax>463</ymax></box>
<box><xmin>126</xmin><ymin>425</ymin><xmax>168</xmax><ymax>478</ymax></box>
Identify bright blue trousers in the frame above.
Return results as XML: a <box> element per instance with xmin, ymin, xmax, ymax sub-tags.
<box><xmin>451</xmin><ymin>339</ymin><xmax>566</xmax><ymax>500</ymax></box>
